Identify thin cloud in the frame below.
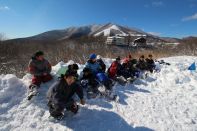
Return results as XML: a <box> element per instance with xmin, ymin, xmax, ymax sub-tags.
<box><xmin>182</xmin><ymin>13</ymin><xmax>197</xmax><ymax>21</ymax></box>
<box><xmin>189</xmin><ymin>4</ymin><xmax>196</xmax><ymax>8</ymax></box>
<box><xmin>123</xmin><ymin>17</ymin><xmax>128</xmax><ymax>22</ymax></box>
<box><xmin>0</xmin><ymin>6</ymin><xmax>10</xmax><ymax>11</ymax></box>
<box><xmin>170</xmin><ymin>24</ymin><xmax>179</xmax><ymax>27</ymax></box>
<box><xmin>152</xmin><ymin>1</ymin><xmax>164</xmax><ymax>7</ymax></box>
<box><xmin>144</xmin><ymin>4</ymin><xmax>150</xmax><ymax>8</ymax></box>
<box><xmin>148</xmin><ymin>32</ymin><xmax>161</xmax><ymax>36</ymax></box>
<box><xmin>144</xmin><ymin>1</ymin><xmax>164</xmax><ymax>8</ymax></box>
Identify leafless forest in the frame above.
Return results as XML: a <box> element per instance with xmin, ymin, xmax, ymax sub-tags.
<box><xmin>0</xmin><ymin>33</ymin><xmax>197</xmax><ymax>78</ymax></box>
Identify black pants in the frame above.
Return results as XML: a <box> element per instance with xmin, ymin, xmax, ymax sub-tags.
<box><xmin>103</xmin><ymin>79</ymin><xmax>113</xmax><ymax>90</ymax></box>
<box><xmin>86</xmin><ymin>78</ymin><xmax>99</xmax><ymax>91</ymax></box>
<box><xmin>48</xmin><ymin>100</ymin><xmax>78</xmax><ymax>118</ymax></box>
<box><xmin>147</xmin><ymin>65</ymin><xmax>155</xmax><ymax>73</ymax></box>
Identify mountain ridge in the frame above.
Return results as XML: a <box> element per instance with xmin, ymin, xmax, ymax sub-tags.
<box><xmin>4</xmin><ymin>23</ymin><xmax>186</xmax><ymax>44</ymax></box>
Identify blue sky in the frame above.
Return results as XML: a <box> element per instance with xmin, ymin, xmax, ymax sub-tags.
<box><xmin>0</xmin><ymin>0</ymin><xmax>197</xmax><ymax>39</ymax></box>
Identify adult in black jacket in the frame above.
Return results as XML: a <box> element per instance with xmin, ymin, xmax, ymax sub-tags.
<box><xmin>47</xmin><ymin>70</ymin><xmax>85</xmax><ymax>119</ymax></box>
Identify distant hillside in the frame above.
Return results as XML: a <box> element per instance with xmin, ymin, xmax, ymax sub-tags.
<box><xmin>8</xmin><ymin>23</ymin><xmax>177</xmax><ymax>44</ymax></box>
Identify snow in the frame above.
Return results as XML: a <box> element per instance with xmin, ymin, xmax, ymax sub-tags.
<box><xmin>165</xmin><ymin>43</ymin><xmax>180</xmax><ymax>45</ymax></box>
<box><xmin>147</xmin><ymin>42</ymin><xmax>180</xmax><ymax>46</ymax></box>
<box><xmin>1</xmin><ymin>56</ymin><xmax>197</xmax><ymax>131</ymax></box>
<box><xmin>94</xmin><ymin>25</ymin><xmax>127</xmax><ymax>36</ymax></box>
<box><xmin>130</xmin><ymin>34</ymin><xmax>147</xmax><ymax>37</ymax></box>
<box><xmin>93</xmin><ymin>24</ymin><xmax>147</xmax><ymax>37</ymax></box>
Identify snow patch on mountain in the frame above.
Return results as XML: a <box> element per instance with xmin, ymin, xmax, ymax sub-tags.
<box><xmin>94</xmin><ymin>24</ymin><xmax>127</xmax><ymax>36</ymax></box>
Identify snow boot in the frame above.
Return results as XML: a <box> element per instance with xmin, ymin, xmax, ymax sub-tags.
<box><xmin>116</xmin><ymin>76</ymin><xmax>127</xmax><ymax>86</ymax></box>
<box><xmin>127</xmin><ymin>77</ymin><xmax>136</xmax><ymax>83</ymax></box>
<box><xmin>87</xmin><ymin>87</ymin><xmax>98</xmax><ymax>99</ymax></box>
<box><xmin>27</xmin><ymin>84</ymin><xmax>38</xmax><ymax>100</ymax></box>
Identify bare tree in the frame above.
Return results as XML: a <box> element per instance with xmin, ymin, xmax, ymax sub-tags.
<box><xmin>0</xmin><ymin>33</ymin><xmax>6</xmax><ymax>42</ymax></box>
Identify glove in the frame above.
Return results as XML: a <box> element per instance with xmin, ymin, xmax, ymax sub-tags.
<box><xmin>81</xmin><ymin>80</ymin><xmax>88</xmax><ymax>86</ymax></box>
<box><xmin>80</xmin><ymin>99</ymin><xmax>85</xmax><ymax>105</ymax></box>
<box><xmin>43</xmin><ymin>73</ymin><xmax>48</xmax><ymax>76</ymax></box>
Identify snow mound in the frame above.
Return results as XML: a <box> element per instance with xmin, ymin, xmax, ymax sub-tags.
<box><xmin>1</xmin><ymin>56</ymin><xmax>197</xmax><ymax>131</ymax></box>
<box><xmin>0</xmin><ymin>75</ymin><xmax>26</xmax><ymax>115</ymax></box>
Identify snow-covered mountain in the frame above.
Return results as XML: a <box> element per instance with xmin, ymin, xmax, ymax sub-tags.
<box><xmin>1</xmin><ymin>56</ymin><xmax>197</xmax><ymax>131</ymax></box>
<box><xmin>27</xmin><ymin>23</ymin><xmax>166</xmax><ymax>42</ymax></box>
<box><xmin>3</xmin><ymin>23</ymin><xmax>181</xmax><ymax>45</ymax></box>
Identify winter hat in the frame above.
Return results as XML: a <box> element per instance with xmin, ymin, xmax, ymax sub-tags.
<box><xmin>64</xmin><ymin>70</ymin><xmax>78</xmax><ymax>78</ymax></box>
<box><xmin>68</xmin><ymin>64</ymin><xmax>79</xmax><ymax>70</ymax></box>
<box><xmin>148</xmin><ymin>54</ymin><xmax>153</xmax><ymax>57</ymax></box>
<box><xmin>116</xmin><ymin>56</ymin><xmax>121</xmax><ymax>61</ymax></box>
<box><xmin>72</xmin><ymin>64</ymin><xmax>79</xmax><ymax>70</ymax></box>
<box><xmin>123</xmin><ymin>58</ymin><xmax>129</xmax><ymax>63</ymax></box>
<box><xmin>35</xmin><ymin>51</ymin><xmax>44</xmax><ymax>57</ymax></box>
<box><xmin>140</xmin><ymin>55</ymin><xmax>145</xmax><ymax>59</ymax></box>
<box><xmin>89</xmin><ymin>53</ymin><xmax>97</xmax><ymax>59</ymax></box>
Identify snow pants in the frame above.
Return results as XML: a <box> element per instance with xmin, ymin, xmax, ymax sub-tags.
<box><xmin>31</xmin><ymin>74</ymin><xmax>53</xmax><ymax>87</ymax></box>
<box><xmin>48</xmin><ymin>99</ymin><xmax>78</xmax><ymax>118</ymax></box>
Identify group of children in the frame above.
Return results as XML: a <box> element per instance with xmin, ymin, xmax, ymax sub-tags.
<box><xmin>27</xmin><ymin>51</ymin><xmax>156</xmax><ymax>120</ymax></box>
<box><xmin>108</xmin><ymin>54</ymin><xmax>155</xmax><ymax>82</ymax></box>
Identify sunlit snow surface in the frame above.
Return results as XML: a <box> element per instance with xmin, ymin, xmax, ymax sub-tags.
<box><xmin>0</xmin><ymin>56</ymin><xmax>197</xmax><ymax>131</ymax></box>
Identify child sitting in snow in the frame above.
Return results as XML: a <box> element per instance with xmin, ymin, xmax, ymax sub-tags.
<box><xmin>81</xmin><ymin>54</ymin><xmax>114</xmax><ymax>98</ymax></box>
<box><xmin>136</xmin><ymin>55</ymin><xmax>147</xmax><ymax>71</ymax></box>
<box><xmin>27</xmin><ymin>51</ymin><xmax>53</xmax><ymax>100</ymax></box>
<box><xmin>108</xmin><ymin>56</ymin><xmax>122</xmax><ymax>79</ymax></box>
<box><xmin>145</xmin><ymin>54</ymin><xmax>156</xmax><ymax>73</ymax></box>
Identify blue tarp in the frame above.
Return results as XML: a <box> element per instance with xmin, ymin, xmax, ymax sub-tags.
<box><xmin>188</xmin><ymin>62</ymin><xmax>196</xmax><ymax>71</ymax></box>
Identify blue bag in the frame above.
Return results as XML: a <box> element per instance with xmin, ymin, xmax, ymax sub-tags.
<box><xmin>96</xmin><ymin>73</ymin><xmax>108</xmax><ymax>82</ymax></box>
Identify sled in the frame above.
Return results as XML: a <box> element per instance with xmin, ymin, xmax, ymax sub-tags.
<box><xmin>56</xmin><ymin>66</ymin><xmax>68</xmax><ymax>77</ymax></box>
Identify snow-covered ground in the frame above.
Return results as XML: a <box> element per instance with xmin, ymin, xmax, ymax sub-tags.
<box><xmin>1</xmin><ymin>56</ymin><xmax>197</xmax><ymax>131</ymax></box>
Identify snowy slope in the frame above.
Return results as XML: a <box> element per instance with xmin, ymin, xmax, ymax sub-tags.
<box><xmin>1</xmin><ymin>56</ymin><xmax>197</xmax><ymax>131</ymax></box>
<box><xmin>92</xmin><ymin>23</ymin><xmax>147</xmax><ymax>37</ymax></box>
<box><xmin>94</xmin><ymin>24</ymin><xmax>127</xmax><ymax>36</ymax></box>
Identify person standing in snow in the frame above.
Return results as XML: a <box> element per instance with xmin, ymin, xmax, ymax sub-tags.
<box><xmin>47</xmin><ymin>70</ymin><xmax>85</xmax><ymax>120</ymax></box>
<box><xmin>96</xmin><ymin>55</ymin><xmax>106</xmax><ymax>73</ymax></box>
<box><xmin>27</xmin><ymin>51</ymin><xmax>53</xmax><ymax>100</ymax></box>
